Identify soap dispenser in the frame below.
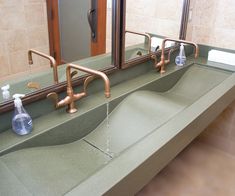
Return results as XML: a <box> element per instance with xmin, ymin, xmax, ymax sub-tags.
<box><xmin>1</xmin><ymin>84</ymin><xmax>10</xmax><ymax>101</ymax></box>
<box><xmin>12</xmin><ymin>94</ymin><xmax>33</xmax><ymax>136</ymax></box>
<box><xmin>175</xmin><ymin>43</ymin><xmax>186</xmax><ymax>66</ymax></box>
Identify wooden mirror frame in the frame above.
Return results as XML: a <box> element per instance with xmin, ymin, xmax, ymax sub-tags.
<box><xmin>120</xmin><ymin>0</ymin><xmax>191</xmax><ymax>69</ymax></box>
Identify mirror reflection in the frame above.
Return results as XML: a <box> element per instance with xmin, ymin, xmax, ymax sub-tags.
<box><xmin>0</xmin><ymin>0</ymin><xmax>112</xmax><ymax>104</ymax></box>
<box><xmin>124</xmin><ymin>0</ymin><xmax>184</xmax><ymax>62</ymax></box>
<box><xmin>58</xmin><ymin>0</ymin><xmax>112</xmax><ymax>62</ymax></box>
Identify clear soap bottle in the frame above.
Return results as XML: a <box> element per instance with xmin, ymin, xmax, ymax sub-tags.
<box><xmin>175</xmin><ymin>43</ymin><xmax>186</xmax><ymax>66</ymax></box>
<box><xmin>12</xmin><ymin>94</ymin><xmax>33</xmax><ymax>136</ymax></box>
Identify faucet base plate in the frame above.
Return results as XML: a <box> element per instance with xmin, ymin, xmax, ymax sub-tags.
<box><xmin>67</xmin><ymin>108</ymin><xmax>78</xmax><ymax>114</ymax></box>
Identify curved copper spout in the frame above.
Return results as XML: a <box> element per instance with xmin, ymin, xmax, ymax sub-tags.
<box><xmin>125</xmin><ymin>30</ymin><xmax>152</xmax><ymax>53</ymax></box>
<box><xmin>28</xmin><ymin>49</ymin><xmax>58</xmax><ymax>84</ymax></box>
<box><xmin>157</xmin><ymin>38</ymin><xmax>199</xmax><ymax>74</ymax></box>
<box><xmin>47</xmin><ymin>63</ymin><xmax>111</xmax><ymax>114</ymax></box>
<box><xmin>67</xmin><ymin>64</ymin><xmax>110</xmax><ymax>98</ymax></box>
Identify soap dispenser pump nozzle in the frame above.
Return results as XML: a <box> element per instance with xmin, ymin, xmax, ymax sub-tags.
<box><xmin>1</xmin><ymin>84</ymin><xmax>10</xmax><ymax>101</ymax></box>
<box><xmin>13</xmin><ymin>94</ymin><xmax>25</xmax><ymax>108</ymax></box>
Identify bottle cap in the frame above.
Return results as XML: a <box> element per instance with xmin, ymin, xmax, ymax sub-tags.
<box><xmin>13</xmin><ymin>94</ymin><xmax>25</xmax><ymax>108</ymax></box>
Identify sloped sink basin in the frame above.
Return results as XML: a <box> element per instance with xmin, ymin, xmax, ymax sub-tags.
<box><xmin>85</xmin><ymin>65</ymin><xmax>231</xmax><ymax>157</ymax></box>
<box><xmin>0</xmin><ymin>141</ymin><xmax>110</xmax><ymax>196</ymax></box>
<box><xmin>0</xmin><ymin>64</ymin><xmax>234</xmax><ymax>195</ymax></box>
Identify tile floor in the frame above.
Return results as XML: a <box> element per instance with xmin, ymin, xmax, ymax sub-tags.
<box><xmin>137</xmin><ymin>100</ymin><xmax>235</xmax><ymax>196</ymax></box>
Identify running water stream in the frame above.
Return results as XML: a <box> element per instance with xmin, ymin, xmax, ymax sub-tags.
<box><xmin>106</xmin><ymin>101</ymin><xmax>110</xmax><ymax>128</ymax></box>
<box><xmin>105</xmin><ymin>101</ymin><xmax>114</xmax><ymax>157</ymax></box>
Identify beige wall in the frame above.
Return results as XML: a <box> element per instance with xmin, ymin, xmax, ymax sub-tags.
<box><xmin>125</xmin><ymin>0</ymin><xmax>183</xmax><ymax>46</ymax></box>
<box><xmin>0</xmin><ymin>0</ymin><xmax>49</xmax><ymax>80</ymax></box>
<box><xmin>187</xmin><ymin>0</ymin><xmax>235</xmax><ymax>50</ymax></box>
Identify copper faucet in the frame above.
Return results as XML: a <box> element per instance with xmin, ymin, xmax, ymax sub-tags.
<box><xmin>47</xmin><ymin>63</ymin><xmax>111</xmax><ymax>114</ymax></box>
<box><xmin>151</xmin><ymin>48</ymin><xmax>174</xmax><ymax>70</ymax></box>
<box><xmin>156</xmin><ymin>38</ymin><xmax>199</xmax><ymax>74</ymax></box>
<box><xmin>28</xmin><ymin>49</ymin><xmax>58</xmax><ymax>84</ymax></box>
<box><xmin>126</xmin><ymin>30</ymin><xmax>168</xmax><ymax>68</ymax></box>
<box><xmin>126</xmin><ymin>30</ymin><xmax>161</xmax><ymax>66</ymax></box>
<box><xmin>125</xmin><ymin>30</ymin><xmax>152</xmax><ymax>53</ymax></box>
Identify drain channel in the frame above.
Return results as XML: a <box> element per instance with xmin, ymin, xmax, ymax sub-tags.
<box><xmin>83</xmin><ymin>139</ymin><xmax>114</xmax><ymax>159</ymax></box>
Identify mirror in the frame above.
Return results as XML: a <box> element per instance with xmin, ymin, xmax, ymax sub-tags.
<box><xmin>0</xmin><ymin>0</ymin><xmax>113</xmax><ymax>106</ymax></box>
<box><xmin>123</xmin><ymin>0</ymin><xmax>186</xmax><ymax>65</ymax></box>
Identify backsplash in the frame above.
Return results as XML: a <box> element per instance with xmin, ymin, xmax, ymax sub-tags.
<box><xmin>0</xmin><ymin>0</ymin><xmax>49</xmax><ymax>81</ymax></box>
<box><xmin>187</xmin><ymin>0</ymin><xmax>235</xmax><ymax>50</ymax></box>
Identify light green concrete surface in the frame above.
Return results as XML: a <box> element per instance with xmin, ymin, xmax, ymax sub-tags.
<box><xmin>0</xmin><ymin>63</ymin><xmax>233</xmax><ymax>195</ymax></box>
<box><xmin>84</xmin><ymin>65</ymin><xmax>230</xmax><ymax>157</ymax></box>
<box><xmin>0</xmin><ymin>140</ymin><xmax>110</xmax><ymax>196</ymax></box>
<box><xmin>67</xmin><ymin>65</ymin><xmax>235</xmax><ymax>196</ymax></box>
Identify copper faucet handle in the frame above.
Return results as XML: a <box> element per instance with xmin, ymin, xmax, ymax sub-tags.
<box><xmin>84</xmin><ymin>75</ymin><xmax>96</xmax><ymax>93</ymax></box>
<box><xmin>47</xmin><ymin>92</ymin><xmax>59</xmax><ymax>108</ymax></box>
<box><xmin>136</xmin><ymin>50</ymin><xmax>143</xmax><ymax>56</ymax></box>
<box><xmin>27</xmin><ymin>82</ymin><xmax>41</xmax><ymax>90</ymax></box>
<box><xmin>71</xmin><ymin>70</ymin><xmax>78</xmax><ymax>79</ymax></box>
<box><xmin>150</xmin><ymin>53</ymin><xmax>157</xmax><ymax>59</ymax></box>
<box><xmin>150</xmin><ymin>52</ymin><xmax>158</xmax><ymax>68</ymax></box>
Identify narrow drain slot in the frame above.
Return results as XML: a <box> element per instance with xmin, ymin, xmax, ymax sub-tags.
<box><xmin>83</xmin><ymin>139</ymin><xmax>113</xmax><ymax>159</ymax></box>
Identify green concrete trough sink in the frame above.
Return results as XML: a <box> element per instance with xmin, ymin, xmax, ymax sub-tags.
<box><xmin>0</xmin><ymin>63</ymin><xmax>235</xmax><ymax>196</ymax></box>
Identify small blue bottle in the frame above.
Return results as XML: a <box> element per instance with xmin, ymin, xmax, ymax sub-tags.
<box><xmin>175</xmin><ymin>43</ymin><xmax>186</xmax><ymax>66</ymax></box>
<box><xmin>12</xmin><ymin>94</ymin><xmax>33</xmax><ymax>136</ymax></box>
